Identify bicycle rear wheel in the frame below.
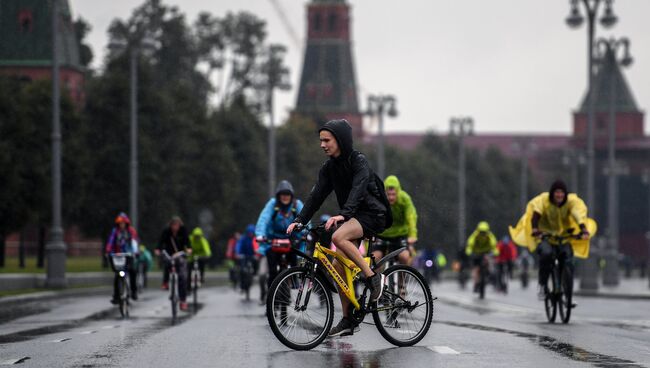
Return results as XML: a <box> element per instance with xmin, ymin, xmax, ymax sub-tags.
<box><xmin>373</xmin><ymin>265</ymin><xmax>433</xmax><ymax>347</ymax></box>
<box><xmin>544</xmin><ymin>271</ymin><xmax>557</xmax><ymax>323</ymax></box>
<box><xmin>558</xmin><ymin>266</ymin><xmax>573</xmax><ymax>324</ymax></box>
<box><xmin>266</xmin><ymin>266</ymin><xmax>333</xmax><ymax>350</ymax></box>
<box><xmin>192</xmin><ymin>271</ymin><xmax>199</xmax><ymax>311</ymax></box>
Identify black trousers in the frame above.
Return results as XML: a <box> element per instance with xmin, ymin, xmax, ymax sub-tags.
<box><xmin>537</xmin><ymin>241</ymin><xmax>574</xmax><ymax>287</ymax></box>
<box><xmin>266</xmin><ymin>251</ymin><xmax>296</xmax><ymax>288</ymax></box>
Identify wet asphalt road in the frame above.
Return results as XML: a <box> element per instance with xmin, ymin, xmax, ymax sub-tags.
<box><xmin>0</xmin><ymin>279</ymin><xmax>649</xmax><ymax>368</ymax></box>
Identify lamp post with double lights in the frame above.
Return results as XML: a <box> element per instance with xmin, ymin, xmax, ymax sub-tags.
<box><xmin>566</xmin><ymin>0</ymin><xmax>620</xmax><ymax>291</ymax></box>
<box><xmin>366</xmin><ymin>95</ymin><xmax>398</xmax><ymax>180</ymax></box>
<box><xmin>595</xmin><ymin>37</ymin><xmax>633</xmax><ymax>286</ymax></box>
<box><xmin>450</xmin><ymin>117</ymin><xmax>474</xmax><ymax>251</ymax></box>
<box><xmin>108</xmin><ymin>36</ymin><xmax>157</xmax><ymax>229</ymax></box>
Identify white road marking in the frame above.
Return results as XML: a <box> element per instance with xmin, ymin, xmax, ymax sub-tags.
<box><xmin>428</xmin><ymin>346</ymin><xmax>461</xmax><ymax>355</ymax></box>
<box><xmin>101</xmin><ymin>325</ymin><xmax>118</xmax><ymax>329</ymax></box>
<box><xmin>79</xmin><ymin>330</ymin><xmax>97</xmax><ymax>335</ymax></box>
<box><xmin>50</xmin><ymin>338</ymin><xmax>71</xmax><ymax>343</ymax></box>
<box><xmin>0</xmin><ymin>357</ymin><xmax>30</xmax><ymax>365</ymax></box>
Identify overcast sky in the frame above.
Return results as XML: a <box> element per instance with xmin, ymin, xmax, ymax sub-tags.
<box><xmin>69</xmin><ymin>0</ymin><xmax>650</xmax><ymax>135</ymax></box>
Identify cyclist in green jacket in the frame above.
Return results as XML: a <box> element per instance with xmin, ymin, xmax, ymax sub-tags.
<box><xmin>371</xmin><ymin>175</ymin><xmax>418</xmax><ymax>267</ymax></box>
<box><xmin>189</xmin><ymin>227</ymin><xmax>212</xmax><ymax>284</ymax></box>
<box><xmin>465</xmin><ymin>221</ymin><xmax>498</xmax><ymax>292</ymax></box>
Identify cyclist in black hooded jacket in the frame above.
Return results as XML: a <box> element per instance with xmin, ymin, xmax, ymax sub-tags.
<box><xmin>287</xmin><ymin>119</ymin><xmax>392</xmax><ymax>337</ymax></box>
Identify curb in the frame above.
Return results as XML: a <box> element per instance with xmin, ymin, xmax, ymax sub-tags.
<box><xmin>574</xmin><ymin>290</ymin><xmax>650</xmax><ymax>300</ymax></box>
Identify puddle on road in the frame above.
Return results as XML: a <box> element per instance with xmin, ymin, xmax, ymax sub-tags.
<box><xmin>269</xmin><ymin>345</ymin><xmax>434</xmax><ymax>368</ymax></box>
<box><xmin>437</xmin><ymin>320</ymin><xmax>646</xmax><ymax>368</ymax></box>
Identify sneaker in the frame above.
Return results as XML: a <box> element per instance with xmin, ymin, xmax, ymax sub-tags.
<box><xmin>328</xmin><ymin>317</ymin><xmax>360</xmax><ymax>337</ymax></box>
<box><xmin>110</xmin><ymin>298</ymin><xmax>119</xmax><ymax>305</ymax></box>
<box><xmin>161</xmin><ymin>282</ymin><xmax>169</xmax><ymax>290</ymax></box>
<box><xmin>180</xmin><ymin>302</ymin><xmax>189</xmax><ymax>311</ymax></box>
<box><xmin>131</xmin><ymin>294</ymin><xmax>138</xmax><ymax>301</ymax></box>
<box><xmin>368</xmin><ymin>273</ymin><xmax>386</xmax><ymax>303</ymax></box>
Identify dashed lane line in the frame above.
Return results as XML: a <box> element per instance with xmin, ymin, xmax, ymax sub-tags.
<box><xmin>428</xmin><ymin>346</ymin><xmax>461</xmax><ymax>355</ymax></box>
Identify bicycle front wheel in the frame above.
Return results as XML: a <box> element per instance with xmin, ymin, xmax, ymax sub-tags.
<box><xmin>544</xmin><ymin>271</ymin><xmax>557</xmax><ymax>323</ymax></box>
<box><xmin>192</xmin><ymin>272</ymin><xmax>199</xmax><ymax>311</ymax></box>
<box><xmin>119</xmin><ymin>277</ymin><xmax>129</xmax><ymax>319</ymax></box>
<box><xmin>266</xmin><ymin>266</ymin><xmax>334</xmax><ymax>350</ymax></box>
<box><xmin>558</xmin><ymin>266</ymin><xmax>573</xmax><ymax>324</ymax></box>
<box><xmin>373</xmin><ymin>265</ymin><xmax>433</xmax><ymax>347</ymax></box>
<box><xmin>170</xmin><ymin>275</ymin><xmax>178</xmax><ymax>324</ymax></box>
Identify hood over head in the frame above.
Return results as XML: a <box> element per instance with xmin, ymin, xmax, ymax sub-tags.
<box><xmin>319</xmin><ymin>119</ymin><xmax>353</xmax><ymax>159</ymax></box>
<box><xmin>549</xmin><ymin>179</ymin><xmax>568</xmax><ymax>206</ymax></box>
<box><xmin>275</xmin><ymin>180</ymin><xmax>295</xmax><ymax>197</ymax></box>
<box><xmin>384</xmin><ymin>175</ymin><xmax>402</xmax><ymax>193</ymax></box>
<box><xmin>245</xmin><ymin>224</ymin><xmax>256</xmax><ymax>235</ymax></box>
<box><xmin>477</xmin><ymin>221</ymin><xmax>490</xmax><ymax>232</ymax></box>
<box><xmin>115</xmin><ymin>212</ymin><xmax>131</xmax><ymax>225</ymax></box>
<box><xmin>191</xmin><ymin>227</ymin><xmax>204</xmax><ymax>237</ymax></box>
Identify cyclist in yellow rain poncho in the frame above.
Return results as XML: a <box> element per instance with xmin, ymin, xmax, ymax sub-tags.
<box><xmin>509</xmin><ymin>180</ymin><xmax>597</xmax><ymax>299</ymax></box>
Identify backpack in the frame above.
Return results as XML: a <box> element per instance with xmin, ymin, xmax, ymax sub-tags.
<box><xmin>349</xmin><ymin>151</ymin><xmax>393</xmax><ymax>228</ymax></box>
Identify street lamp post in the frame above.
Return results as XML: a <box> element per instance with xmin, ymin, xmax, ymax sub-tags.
<box><xmin>108</xmin><ymin>38</ymin><xmax>156</xmax><ymax>229</ymax></box>
<box><xmin>450</xmin><ymin>117</ymin><xmax>474</xmax><ymax>251</ymax></box>
<box><xmin>366</xmin><ymin>95</ymin><xmax>398</xmax><ymax>180</ymax></box>
<box><xmin>641</xmin><ymin>169</ymin><xmax>650</xmax><ymax>288</ymax></box>
<box><xmin>596</xmin><ymin>37</ymin><xmax>633</xmax><ymax>286</ymax></box>
<box><xmin>566</xmin><ymin>0</ymin><xmax>619</xmax><ymax>291</ymax></box>
<box><xmin>259</xmin><ymin>45</ymin><xmax>290</xmax><ymax>197</ymax></box>
<box><xmin>512</xmin><ymin>138</ymin><xmax>537</xmax><ymax>213</ymax></box>
<box><xmin>46</xmin><ymin>0</ymin><xmax>66</xmax><ymax>288</ymax></box>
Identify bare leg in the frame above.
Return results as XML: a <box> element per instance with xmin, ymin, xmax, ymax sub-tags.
<box><xmin>398</xmin><ymin>250</ymin><xmax>411</xmax><ymax>266</ymax></box>
<box><xmin>371</xmin><ymin>250</ymin><xmax>385</xmax><ymax>273</ymax></box>
<box><xmin>332</xmin><ymin>219</ymin><xmax>374</xmax><ymax>278</ymax></box>
<box><xmin>333</xmin><ymin>259</ymin><xmax>351</xmax><ymax>318</ymax></box>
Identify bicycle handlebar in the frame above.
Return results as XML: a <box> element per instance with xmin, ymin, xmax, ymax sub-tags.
<box><xmin>161</xmin><ymin>250</ymin><xmax>186</xmax><ymax>260</ymax></box>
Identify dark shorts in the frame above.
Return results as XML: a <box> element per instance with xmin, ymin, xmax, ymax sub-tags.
<box><xmin>471</xmin><ymin>254</ymin><xmax>488</xmax><ymax>267</ymax></box>
<box><xmin>370</xmin><ymin>236</ymin><xmax>407</xmax><ymax>254</ymax></box>
<box><xmin>354</xmin><ymin>212</ymin><xmax>387</xmax><ymax>239</ymax></box>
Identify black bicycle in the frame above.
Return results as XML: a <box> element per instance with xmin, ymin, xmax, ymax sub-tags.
<box><xmin>541</xmin><ymin>233</ymin><xmax>579</xmax><ymax>324</ymax></box>
<box><xmin>239</xmin><ymin>255</ymin><xmax>256</xmax><ymax>301</ymax></box>
<box><xmin>189</xmin><ymin>256</ymin><xmax>204</xmax><ymax>312</ymax></box>
<box><xmin>162</xmin><ymin>250</ymin><xmax>185</xmax><ymax>325</ymax></box>
<box><xmin>110</xmin><ymin>253</ymin><xmax>133</xmax><ymax>319</ymax></box>
<box><xmin>475</xmin><ymin>254</ymin><xmax>492</xmax><ymax>300</ymax></box>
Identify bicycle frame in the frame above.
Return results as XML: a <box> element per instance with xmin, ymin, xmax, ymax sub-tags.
<box><xmin>311</xmin><ymin>243</ymin><xmax>370</xmax><ymax>310</ymax></box>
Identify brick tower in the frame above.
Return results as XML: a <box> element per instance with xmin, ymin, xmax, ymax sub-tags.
<box><xmin>294</xmin><ymin>0</ymin><xmax>363</xmax><ymax>136</ymax></box>
<box><xmin>0</xmin><ymin>0</ymin><xmax>84</xmax><ymax>105</ymax></box>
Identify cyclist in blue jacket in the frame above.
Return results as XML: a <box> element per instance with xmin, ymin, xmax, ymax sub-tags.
<box><xmin>255</xmin><ymin>180</ymin><xmax>305</xmax><ymax>294</ymax></box>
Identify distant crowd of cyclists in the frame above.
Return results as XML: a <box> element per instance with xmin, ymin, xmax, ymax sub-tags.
<box><xmin>104</xmin><ymin>119</ymin><xmax>596</xmax><ymax>332</ymax></box>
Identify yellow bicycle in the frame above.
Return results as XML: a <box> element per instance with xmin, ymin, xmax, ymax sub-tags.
<box><xmin>266</xmin><ymin>223</ymin><xmax>434</xmax><ymax>350</ymax></box>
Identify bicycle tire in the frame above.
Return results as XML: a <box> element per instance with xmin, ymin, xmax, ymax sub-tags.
<box><xmin>544</xmin><ymin>270</ymin><xmax>557</xmax><ymax>323</ymax></box>
<box><xmin>193</xmin><ymin>272</ymin><xmax>199</xmax><ymax>311</ymax></box>
<box><xmin>373</xmin><ymin>265</ymin><xmax>433</xmax><ymax>347</ymax></box>
<box><xmin>170</xmin><ymin>274</ymin><xmax>178</xmax><ymax>324</ymax></box>
<box><xmin>558</xmin><ymin>265</ymin><xmax>573</xmax><ymax>324</ymax></box>
<box><xmin>119</xmin><ymin>277</ymin><xmax>128</xmax><ymax>318</ymax></box>
<box><xmin>266</xmin><ymin>266</ymin><xmax>334</xmax><ymax>351</ymax></box>
<box><xmin>479</xmin><ymin>263</ymin><xmax>486</xmax><ymax>299</ymax></box>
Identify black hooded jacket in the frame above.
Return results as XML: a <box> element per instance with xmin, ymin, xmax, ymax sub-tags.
<box><xmin>295</xmin><ymin>119</ymin><xmax>392</xmax><ymax>227</ymax></box>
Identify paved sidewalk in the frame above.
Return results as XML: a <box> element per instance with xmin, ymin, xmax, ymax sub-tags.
<box><xmin>575</xmin><ymin>277</ymin><xmax>650</xmax><ymax>299</ymax></box>
<box><xmin>0</xmin><ymin>271</ymin><xmax>229</xmax><ymax>295</ymax></box>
